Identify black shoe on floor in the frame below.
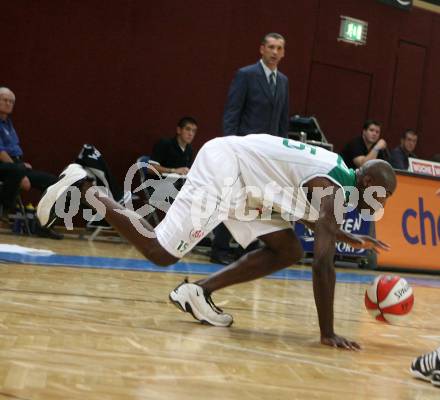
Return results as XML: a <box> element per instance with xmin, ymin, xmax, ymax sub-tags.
<box><xmin>210</xmin><ymin>251</ymin><xmax>236</xmax><ymax>265</ymax></box>
<box><xmin>35</xmin><ymin>225</ymin><xmax>64</xmax><ymax>240</ymax></box>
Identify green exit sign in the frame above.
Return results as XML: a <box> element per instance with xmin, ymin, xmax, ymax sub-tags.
<box><xmin>339</xmin><ymin>16</ymin><xmax>368</xmax><ymax>45</ymax></box>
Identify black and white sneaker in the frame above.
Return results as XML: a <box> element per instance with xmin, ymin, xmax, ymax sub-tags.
<box><xmin>431</xmin><ymin>371</ymin><xmax>440</xmax><ymax>388</ymax></box>
<box><xmin>37</xmin><ymin>163</ymin><xmax>88</xmax><ymax>227</ymax></box>
<box><xmin>410</xmin><ymin>347</ymin><xmax>440</xmax><ymax>384</ymax></box>
<box><xmin>169</xmin><ymin>280</ymin><xmax>233</xmax><ymax>327</ymax></box>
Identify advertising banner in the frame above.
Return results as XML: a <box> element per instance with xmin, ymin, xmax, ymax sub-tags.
<box><xmin>295</xmin><ymin>210</ymin><xmax>371</xmax><ymax>256</ymax></box>
<box><xmin>376</xmin><ymin>172</ymin><xmax>440</xmax><ymax>271</ymax></box>
<box><xmin>408</xmin><ymin>158</ymin><xmax>440</xmax><ymax>177</ymax></box>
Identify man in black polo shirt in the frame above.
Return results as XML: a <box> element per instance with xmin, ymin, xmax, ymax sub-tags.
<box><xmin>149</xmin><ymin>116</ymin><xmax>196</xmax><ymax>175</ymax></box>
<box><xmin>341</xmin><ymin>119</ymin><xmax>388</xmax><ymax>169</ymax></box>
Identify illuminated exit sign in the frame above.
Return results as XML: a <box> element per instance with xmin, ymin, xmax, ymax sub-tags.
<box><xmin>338</xmin><ymin>16</ymin><xmax>368</xmax><ymax>46</ymax></box>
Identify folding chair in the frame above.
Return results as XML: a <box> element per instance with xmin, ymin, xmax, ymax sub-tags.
<box><xmin>86</xmin><ymin>190</ymin><xmax>133</xmax><ymax>242</ymax></box>
<box><xmin>86</xmin><ymin>157</ymin><xmax>158</xmax><ymax>241</ymax></box>
<box><xmin>16</xmin><ymin>195</ymin><xmax>32</xmax><ymax>235</ymax></box>
<box><xmin>136</xmin><ymin>155</ymin><xmax>160</xmax><ymax>226</ymax></box>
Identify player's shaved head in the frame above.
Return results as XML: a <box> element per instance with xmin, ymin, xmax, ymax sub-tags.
<box><xmin>359</xmin><ymin>159</ymin><xmax>397</xmax><ymax>195</ymax></box>
<box><xmin>354</xmin><ymin>159</ymin><xmax>397</xmax><ymax>217</ymax></box>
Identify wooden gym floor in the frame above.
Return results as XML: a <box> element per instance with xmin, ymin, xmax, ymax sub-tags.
<box><xmin>0</xmin><ymin>233</ymin><xmax>439</xmax><ymax>400</ymax></box>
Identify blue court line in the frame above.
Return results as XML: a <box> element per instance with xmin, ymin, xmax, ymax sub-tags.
<box><xmin>0</xmin><ymin>252</ymin><xmax>439</xmax><ymax>288</ymax></box>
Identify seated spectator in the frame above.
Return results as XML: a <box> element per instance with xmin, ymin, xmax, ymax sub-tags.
<box><xmin>341</xmin><ymin>119</ymin><xmax>388</xmax><ymax>169</ymax></box>
<box><xmin>149</xmin><ymin>116</ymin><xmax>197</xmax><ymax>176</ymax></box>
<box><xmin>389</xmin><ymin>129</ymin><xmax>418</xmax><ymax>170</ymax></box>
<box><xmin>0</xmin><ymin>86</ymin><xmax>62</xmax><ymax>239</ymax></box>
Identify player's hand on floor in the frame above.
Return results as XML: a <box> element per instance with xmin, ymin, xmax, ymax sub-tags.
<box><xmin>321</xmin><ymin>334</ymin><xmax>361</xmax><ymax>351</ymax></box>
<box><xmin>345</xmin><ymin>234</ymin><xmax>390</xmax><ymax>252</ymax></box>
<box><xmin>355</xmin><ymin>235</ymin><xmax>390</xmax><ymax>252</ymax></box>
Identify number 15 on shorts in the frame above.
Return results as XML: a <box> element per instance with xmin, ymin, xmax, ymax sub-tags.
<box><xmin>177</xmin><ymin>240</ymin><xmax>189</xmax><ymax>253</ymax></box>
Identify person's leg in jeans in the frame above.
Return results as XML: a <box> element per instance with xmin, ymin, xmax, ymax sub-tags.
<box><xmin>0</xmin><ymin>163</ymin><xmax>27</xmax><ymax>211</ymax></box>
<box><xmin>211</xmin><ymin>223</ymin><xmax>235</xmax><ymax>264</ymax></box>
<box><xmin>211</xmin><ymin>223</ymin><xmax>261</xmax><ymax>264</ymax></box>
<box><xmin>22</xmin><ymin>168</ymin><xmax>57</xmax><ymax>192</ymax></box>
<box><xmin>22</xmin><ymin>167</ymin><xmax>62</xmax><ymax>239</ymax></box>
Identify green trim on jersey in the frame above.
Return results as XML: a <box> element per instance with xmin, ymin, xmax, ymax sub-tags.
<box><xmin>327</xmin><ymin>156</ymin><xmax>356</xmax><ymax>201</ymax></box>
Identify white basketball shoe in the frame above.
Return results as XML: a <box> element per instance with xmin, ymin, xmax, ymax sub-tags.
<box><xmin>37</xmin><ymin>163</ymin><xmax>88</xmax><ymax>227</ymax></box>
<box><xmin>410</xmin><ymin>347</ymin><xmax>440</xmax><ymax>386</ymax></box>
<box><xmin>169</xmin><ymin>280</ymin><xmax>233</xmax><ymax>327</ymax></box>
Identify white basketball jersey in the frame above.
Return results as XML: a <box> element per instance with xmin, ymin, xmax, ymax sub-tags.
<box><xmin>223</xmin><ymin>134</ymin><xmax>356</xmax><ymax>221</ymax></box>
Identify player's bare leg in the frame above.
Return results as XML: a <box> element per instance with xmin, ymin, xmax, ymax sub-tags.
<box><xmin>197</xmin><ymin>229</ymin><xmax>303</xmax><ymax>293</ymax></box>
<box><xmin>37</xmin><ymin>165</ymin><xmax>178</xmax><ymax>267</ymax></box>
<box><xmin>86</xmin><ymin>184</ymin><xmax>178</xmax><ymax>266</ymax></box>
<box><xmin>169</xmin><ymin>228</ymin><xmax>303</xmax><ymax>327</ymax></box>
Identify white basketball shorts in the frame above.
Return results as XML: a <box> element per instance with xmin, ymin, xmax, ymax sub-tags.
<box><xmin>154</xmin><ymin>137</ymin><xmax>292</xmax><ymax>258</ymax></box>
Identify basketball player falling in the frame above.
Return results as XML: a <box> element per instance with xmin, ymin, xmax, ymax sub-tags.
<box><xmin>37</xmin><ymin>134</ymin><xmax>396</xmax><ymax>350</ymax></box>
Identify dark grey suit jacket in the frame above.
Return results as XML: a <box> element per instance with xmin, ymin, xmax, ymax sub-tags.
<box><xmin>223</xmin><ymin>62</ymin><xmax>289</xmax><ymax>137</ymax></box>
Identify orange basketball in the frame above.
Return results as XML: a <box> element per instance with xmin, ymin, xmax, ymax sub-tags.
<box><xmin>364</xmin><ymin>275</ymin><xmax>414</xmax><ymax>324</ymax></box>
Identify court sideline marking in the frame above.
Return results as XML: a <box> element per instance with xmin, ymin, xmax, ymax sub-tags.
<box><xmin>0</xmin><ymin>251</ymin><xmax>439</xmax><ymax>287</ymax></box>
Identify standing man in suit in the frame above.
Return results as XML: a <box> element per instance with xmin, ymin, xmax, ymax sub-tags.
<box><xmin>211</xmin><ymin>33</ymin><xmax>290</xmax><ymax>264</ymax></box>
<box><xmin>223</xmin><ymin>32</ymin><xmax>289</xmax><ymax>136</ymax></box>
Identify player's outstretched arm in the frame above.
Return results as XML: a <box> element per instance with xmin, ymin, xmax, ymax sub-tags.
<box><xmin>337</xmin><ymin>231</ymin><xmax>390</xmax><ymax>253</ymax></box>
<box><xmin>303</xmin><ymin>217</ymin><xmax>390</xmax><ymax>253</ymax></box>
<box><xmin>304</xmin><ymin>220</ymin><xmax>391</xmax><ymax>253</ymax></box>
<box><xmin>313</xmin><ymin>194</ymin><xmax>361</xmax><ymax>351</ymax></box>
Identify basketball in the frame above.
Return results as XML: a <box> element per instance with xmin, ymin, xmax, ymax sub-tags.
<box><xmin>364</xmin><ymin>275</ymin><xmax>414</xmax><ymax>324</ymax></box>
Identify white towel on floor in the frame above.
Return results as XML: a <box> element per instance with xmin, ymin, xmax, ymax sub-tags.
<box><xmin>0</xmin><ymin>244</ymin><xmax>55</xmax><ymax>256</ymax></box>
